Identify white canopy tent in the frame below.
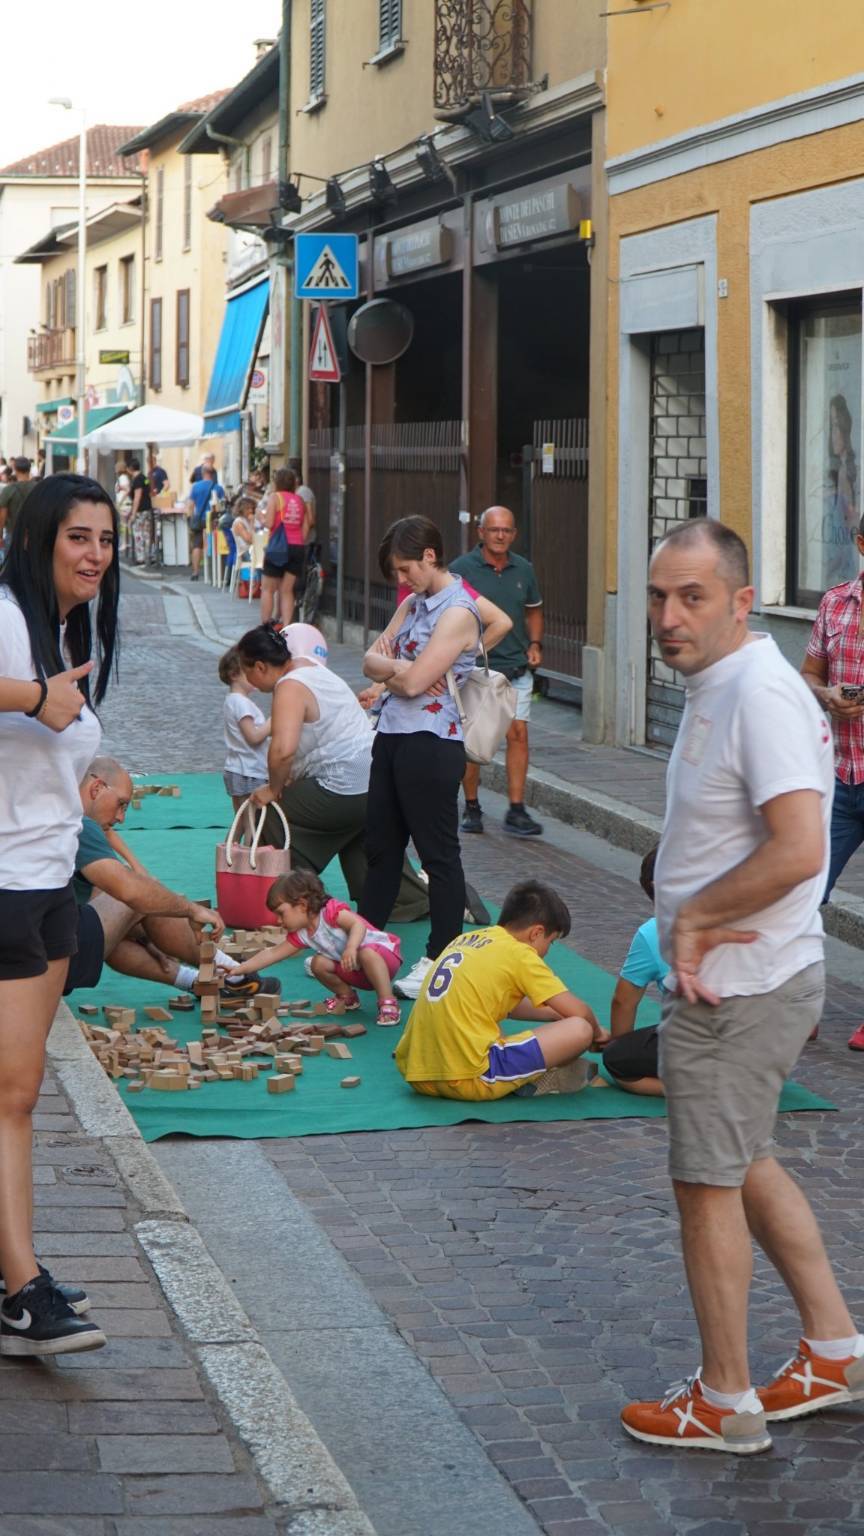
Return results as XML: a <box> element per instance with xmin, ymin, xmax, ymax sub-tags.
<box><xmin>81</xmin><ymin>404</ymin><xmax>204</xmax><ymax>449</ymax></box>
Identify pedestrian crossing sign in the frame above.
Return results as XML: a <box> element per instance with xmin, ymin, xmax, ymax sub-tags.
<box><xmin>295</xmin><ymin>233</ymin><xmax>359</xmax><ymax>300</ymax></box>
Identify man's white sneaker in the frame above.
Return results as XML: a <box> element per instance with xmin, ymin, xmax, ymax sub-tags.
<box><xmin>394</xmin><ymin>956</ymin><xmax>434</xmax><ymax>1000</ymax></box>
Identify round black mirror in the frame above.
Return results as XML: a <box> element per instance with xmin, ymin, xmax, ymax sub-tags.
<box><xmin>348</xmin><ymin>298</ymin><xmax>414</xmax><ymax>364</ymax></box>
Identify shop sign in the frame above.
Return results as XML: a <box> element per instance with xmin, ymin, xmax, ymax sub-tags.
<box><xmin>57</xmin><ymin>404</ymin><xmax>75</xmax><ymax>426</ymax></box>
<box><xmin>375</xmin><ymin>222</ymin><xmax>453</xmax><ymax>284</ymax></box>
<box><xmin>99</xmin><ymin>349</ymin><xmax>130</xmax><ymax>365</ymax></box>
<box><xmin>541</xmin><ymin>442</ymin><xmax>555</xmax><ymax>473</ymax></box>
<box><xmin>483</xmin><ymin>182</ymin><xmax>582</xmax><ymax>251</ymax></box>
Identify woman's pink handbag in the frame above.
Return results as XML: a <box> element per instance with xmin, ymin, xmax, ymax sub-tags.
<box><xmin>215</xmin><ymin>800</ymin><xmax>291</xmax><ymax>929</ymax></box>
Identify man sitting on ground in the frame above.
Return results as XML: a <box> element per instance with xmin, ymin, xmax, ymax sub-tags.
<box><xmin>602</xmin><ymin>848</ymin><xmax>666</xmax><ymax>1097</ymax></box>
<box><xmin>64</xmin><ymin>757</ymin><xmax>271</xmax><ymax>999</ymax></box>
<box><xmin>395</xmin><ymin>880</ymin><xmax>608</xmax><ymax>1100</ymax></box>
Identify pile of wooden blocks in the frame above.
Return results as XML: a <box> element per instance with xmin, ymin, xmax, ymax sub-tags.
<box><xmin>76</xmin><ymin>976</ymin><xmax>366</xmax><ymax>1095</ymax></box>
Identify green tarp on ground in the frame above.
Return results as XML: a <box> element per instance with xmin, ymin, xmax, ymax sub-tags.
<box><xmin>69</xmin><ymin>774</ymin><xmax>836</xmax><ymax>1142</ymax></box>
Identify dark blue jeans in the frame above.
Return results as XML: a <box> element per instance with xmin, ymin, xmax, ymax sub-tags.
<box><xmin>824</xmin><ymin>776</ymin><xmax>864</xmax><ymax>901</ymax></box>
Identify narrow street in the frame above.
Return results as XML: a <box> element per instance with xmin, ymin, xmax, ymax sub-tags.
<box><xmin>95</xmin><ymin>574</ymin><xmax>864</xmax><ymax>1536</ymax></box>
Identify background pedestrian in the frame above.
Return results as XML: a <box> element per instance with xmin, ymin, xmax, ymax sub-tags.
<box><xmin>452</xmin><ymin>505</ymin><xmax>544</xmax><ymax>837</ymax></box>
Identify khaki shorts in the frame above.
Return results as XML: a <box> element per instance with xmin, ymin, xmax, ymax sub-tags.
<box><xmin>659</xmin><ymin>961</ymin><xmax>825</xmax><ymax>1188</ymax></box>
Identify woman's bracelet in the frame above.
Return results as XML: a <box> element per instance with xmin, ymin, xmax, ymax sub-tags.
<box><xmin>25</xmin><ymin>677</ymin><xmax>48</xmax><ymax>719</ymax></box>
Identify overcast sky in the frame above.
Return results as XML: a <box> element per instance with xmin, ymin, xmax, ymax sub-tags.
<box><xmin>0</xmin><ymin>0</ymin><xmax>281</xmax><ymax>168</ymax></box>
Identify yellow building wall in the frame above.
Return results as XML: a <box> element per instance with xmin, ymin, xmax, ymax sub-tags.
<box><xmin>34</xmin><ymin>250</ymin><xmax>77</xmax><ymax>407</ymax></box>
<box><xmin>604</xmin><ymin>118</ymin><xmax>864</xmax><ymax>594</ymax></box>
<box><xmin>145</xmin><ymin>142</ymin><xmax>228</xmax><ymax>489</ymax></box>
<box><xmin>86</xmin><ymin>225</ymin><xmax>142</xmax><ymax>401</ymax></box>
<box><xmin>291</xmin><ymin>0</ymin><xmax>604</xmax><ymax>178</ymax></box>
<box><xmin>607</xmin><ymin>0</ymin><xmax>864</xmax><ymax>160</ymax></box>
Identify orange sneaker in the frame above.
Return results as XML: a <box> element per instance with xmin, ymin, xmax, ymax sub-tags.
<box><xmin>621</xmin><ymin>1374</ymin><xmax>771</xmax><ymax>1454</ymax></box>
<box><xmin>757</xmin><ymin>1340</ymin><xmax>864</xmax><ymax>1422</ymax></box>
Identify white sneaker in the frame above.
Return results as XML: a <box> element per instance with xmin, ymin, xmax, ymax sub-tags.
<box><xmin>394</xmin><ymin>956</ymin><xmax>434</xmax><ymax>1000</ymax></box>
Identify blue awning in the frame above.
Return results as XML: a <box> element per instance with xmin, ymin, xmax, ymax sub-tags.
<box><xmin>202</xmin><ymin>278</ymin><xmax>269</xmax><ymax>438</ymax></box>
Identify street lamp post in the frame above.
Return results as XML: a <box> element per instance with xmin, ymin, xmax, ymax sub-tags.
<box><xmin>49</xmin><ymin>99</ymin><xmax>87</xmax><ymax>472</ymax></box>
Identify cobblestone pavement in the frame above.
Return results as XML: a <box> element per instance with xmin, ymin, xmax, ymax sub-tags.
<box><xmin>104</xmin><ymin>576</ymin><xmax>864</xmax><ymax>1536</ymax></box>
<box><xmin>12</xmin><ymin>1071</ymin><xmax>280</xmax><ymax>1535</ymax></box>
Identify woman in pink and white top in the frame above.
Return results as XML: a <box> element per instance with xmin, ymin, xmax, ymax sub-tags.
<box><xmin>260</xmin><ymin>467</ymin><xmax>311</xmax><ymax>627</ymax></box>
<box><xmin>227</xmin><ymin>868</ymin><xmax>402</xmax><ymax>1026</ymax></box>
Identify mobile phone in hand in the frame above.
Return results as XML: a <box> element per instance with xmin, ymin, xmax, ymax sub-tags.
<box><xmin>840</xmin><ymin>684</ymin><xmax>864</xmax><ymax>703</ymax></box>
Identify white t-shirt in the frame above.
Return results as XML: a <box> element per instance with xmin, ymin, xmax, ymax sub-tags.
<box><xmin>655</xmin><ymin>634</ymin><xmax>834</xmax><ymax>998</ymax></box>
<box><xmin>223</xmin><ymin>692</ymin><xmax>268</xmax><ymax>780</ymax></box>
<box><xmin>275</xmin><ymin>663</ymin><xmax>372</xmax><ymax>796</ymax></box>
<box><xmin>0</xmin><ymin>588</ymin><xmax>102</xmax><ymax>889</ymax></box>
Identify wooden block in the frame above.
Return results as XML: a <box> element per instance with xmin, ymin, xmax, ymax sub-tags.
<box><xmin>239</xmin><ymin>1063</ymin><xmax>259</xmax><ymax>1082</ymax></box>
<box><xmin>201</xmin><ymin>996</ymin><xmax>218</xmax><ymax>1016</ymax></box>
<box><xmin>187</xmin><ymin>1042</ymin><xmax>204</xmax><ymax>1068</ymax></box>
<box><xmin>217</xmin><ymin>1068</ymin><xmax>235</xmax><ymax>1081</ymax></box>
<box><xmin>143</xmin><ymin>1006</ymin><xmax>174</xmax><ymax>1023</ymax></box>
<box><xmin>199</xmin><ymin>939</ymin><xmax>216</xmax><ymax>960</ymax></box>
<box><xmin>588</xmin><ymin>1076</ymin><xmax>611</xmax><ymax>1089</ymax></box>
<box><xmin>79</xmin><ymin>1004</ymin><xmax>99</xmax><ymax>1017</ymax></box>
<box><xmin>340</xmin><ymin>1076</ymin><xmax>361</xmax><ymax>1089</ymax></box>
<box><xmin>187</xmin><ymin>1078</ymin><xmax>202</xmax><ymax>1090</ymax></box>
<box><xmin>325</xmin><ymin>1042</ymin><xmax>352</xmax><ymax>1060</ymax></box>
<box><xmin>267</xmin><ymin>1073</ymin><xmax>296</xmax><ymax>1094</ymax></box>
<box><xmin>315</xmin><ymin>1023</ymin><xmax>344</xmax><ymax>1040</ymax></box>
<box><xmin>201</xmin><ymin>1070</ymin><xmax>220</xmax><ymax>1082</ymax></box>
<box><xmin>169</xmin><ymin>996</ymin><xmax>196</xmax><ymax>1012</ymax></box>
<box><xmin>126</xmin><ymin>1081</ymin><xmax>145</xmax><ymax>1094</ymax></box>
<box><xmin>196</xmin><ymin>980</ymin><xmax>219</xmax><ymax>997</ymax></box>
<box><xmin>337</xmin><ymin>1023</ymin><xmax>368</xmax><ymax>1039</ymax></box>
<box><xmin>157</xmin><ymin>785</ymin><xmax>181</xmax><ymax>796</ymax></box>
<box><xmin>146</xmin><ymin>1072</ymin><xmax>188</xmax><ymax>1092</ymax></box>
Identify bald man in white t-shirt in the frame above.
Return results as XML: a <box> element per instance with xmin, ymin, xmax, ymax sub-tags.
<box><xmin>621</xmin><ymin>519</ymin><xmax>864</xmax><ymax>1457</ymax></box>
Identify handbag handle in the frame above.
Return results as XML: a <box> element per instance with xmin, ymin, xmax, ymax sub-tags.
<box><xmin>445</xmin><ymin>636</ymin><xmax>489</xmax><ymax>722</ymax></box>
<box><xmin>224</xmin><ymin>798</ymin><xmax>291</xmax><ymax>870</ymax></box>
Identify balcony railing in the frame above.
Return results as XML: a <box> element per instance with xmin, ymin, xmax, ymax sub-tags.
<box><xmin>27</xmin><ymin>328</ymin><xmax>75</xmax><ymax>372</ymax></box>
<box><xmin>434</xmin><ymin>0</ymin><xmax>533</xmax><ymax>119</ymax></box>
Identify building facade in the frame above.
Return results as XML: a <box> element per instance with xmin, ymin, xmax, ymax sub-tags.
<box><xmin>278</xmin><ymin>0</ymin><xmax>607</xmax><ymax>692</ymax></box>
<box><xmin>118</xmin><ymin>94</ymin><xmax>230</xmax><ymax>492</ymax></box>
<box><xmin>605</xmin><ymin>0</ymin><xmax>864</xmax><ymax>747</ymax></box>
<box><xmin>17</xmin><ymin>200</ymin><xmax>143</xmax><ymax>466</ymax></box>
<box><xmin>0</xmin><ymin>126</ymin><xmax>142</xmax><ymax>460</ymax></box>
<box><xmin>178</xmin><ymin>48</ymin><xmax>280</xmax><ymax>489</ymax></box>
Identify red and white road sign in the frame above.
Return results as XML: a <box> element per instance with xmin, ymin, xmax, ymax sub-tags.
<box><xmin>308</xmin><ymin>305</ymin><xmax>341</xmax><ymax>383</ymax></box>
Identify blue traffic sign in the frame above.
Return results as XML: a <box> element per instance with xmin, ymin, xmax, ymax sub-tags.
<box><xmin>295</xmin><ymin>233</ymin><xmax>359</xmax><ymax>301</ymax></box>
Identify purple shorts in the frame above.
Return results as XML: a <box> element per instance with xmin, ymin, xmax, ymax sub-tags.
<box><xmin>480</xmin><ymin>1034</ymin><xmax>545</xmax><ymax>1083</ymax></box>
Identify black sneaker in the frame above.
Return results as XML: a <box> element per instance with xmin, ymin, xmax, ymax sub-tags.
<box><xmin>464</xmin><ymin>882</ymin><xmax>491</xmax><ymax>927</ymax></box>
<box><xmin>461</xmin><ymin>802</ymin><xmax>484</xmax><ymax>835</ymax></box>
<box><xmin>504</xmin><ymin>805</ymin><xmax>544</xmax><ymax>837</ymax></box>
<box><xmin>0</xmin><ymin>1274</ymin><xmax>106</xmax><ymax>1357</ymax></box>
<box><xmin>221</xmin><ymin>974</ymin><xmax>281</xmax><ymax>998</ymax></box>
<box><xmin>0</xmin><ymin>1262</ymin><xmax>90</xmax><ymax>1316</ymax></box>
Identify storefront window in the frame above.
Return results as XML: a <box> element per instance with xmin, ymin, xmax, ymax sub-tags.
<box><xmin>789</xmin><ymin>297</ymin><xmax>862</xmax><ymax>607</ymax></box>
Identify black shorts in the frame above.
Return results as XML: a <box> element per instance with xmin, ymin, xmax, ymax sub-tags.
<box><xmin>0</xmin><ymin>884</ymin><xmax>79</xmax><ymax>981</ymax></box>
<box><xmin>603</xmin><ymin>1025</ymin><xmax>660</xmax><ymax>1083</ymax></box>
<box><xmin>63</xmin><ymin>903</ymin><xmax>106</xmax><ymax>995</ymax></box>
<box><xmin>190</xmin><ymin>527</ymin><xmax>205</xmax><ymax>550</ymax></box>
<box><xmin>263</xmin><ymin>546</ymin><xmax>305</xmax><ymax>580</ymax></box>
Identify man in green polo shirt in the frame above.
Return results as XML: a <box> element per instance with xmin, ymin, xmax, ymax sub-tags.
<box><xmin>451</xmin><ymin>505</ymin><xmax>545</xmax><ymax>837</ymax></box>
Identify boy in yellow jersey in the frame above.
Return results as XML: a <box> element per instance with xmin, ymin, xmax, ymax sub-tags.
<box><xmin>395</xmin><ymin>880</ymin><xmax>609</xmax><ymax>1100</ymax></box>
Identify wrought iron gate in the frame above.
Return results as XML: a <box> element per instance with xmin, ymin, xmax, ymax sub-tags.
<box><xmin>522</xmin><ymin>418</ymin><xmax>588</xmax><ymax>681</ymax></box>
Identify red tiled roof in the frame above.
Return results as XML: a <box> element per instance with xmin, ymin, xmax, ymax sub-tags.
<box><xmin>0</xmin><ymin>125</ymin><xmax>144</xmax><ymax>178</ymax></box>
<box><xmin>176</xmin><ymin>89</ymin><xmax>231</xmax><ymax>114</ymax></box>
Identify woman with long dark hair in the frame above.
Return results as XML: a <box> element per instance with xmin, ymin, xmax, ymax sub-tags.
<box><xmin>360</xmin><ymin>516</ymin><xmax>481</xmax><ymax>999</ymax></box>
<box><xmin>0</xmin><ymin>473</ymin><xmax>119</xmax><ymax>1356</ymax></box>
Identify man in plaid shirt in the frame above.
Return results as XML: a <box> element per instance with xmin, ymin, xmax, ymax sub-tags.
<box><xmin>802</xmin><ymin>521</ymin><xmax>864</xmax><ymax>1050</ymax></box>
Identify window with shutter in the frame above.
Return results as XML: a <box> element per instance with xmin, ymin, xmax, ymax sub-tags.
<box><xmin>150</xmin><ymin>297</ymin><xmax>163</xmax><ymax>391</ymax></box>
<box><xmin>175</xmin><ymin>289</ymin><xmax>190</xmax><ymax>388</ymax></box>
<box><xmin>65</xmin><ymin>268</ymin><xmax>76</xmax><ymax>330</ymax></box>
<box><xmin>183</xmin><ymin>157</ymin><xmax>192</xmax><ymax>251</ymax></box>
<box><xmin>310</xmin><ymin>0</ymin><xmax>326</xmax><ymax>100</ymax></box>
<box><xmin>155</xmin><ymin>166</ymin><xmax>164</xmax><ymax>262</ymax></box>
<box><xmin>379</xmin><ymin>0</ymin><xmax>402</xmax><ymax>49</ymax></box>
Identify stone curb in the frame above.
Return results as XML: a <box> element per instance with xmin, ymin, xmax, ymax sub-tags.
<box><xmin>47</xmin><ymin>1002</ymin><xmax>376</xmax><ymax>1532</ymax></box>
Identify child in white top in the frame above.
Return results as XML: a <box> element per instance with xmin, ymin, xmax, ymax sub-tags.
<box><xmin>218</xmin><ymin>647</ymin><xmax>270</xmax><ymax>811</ymax></box>
<box><xmin>226</xmin><ymin>868</ymin><xmax>403</xmax><ymax>1026</ymax></box>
